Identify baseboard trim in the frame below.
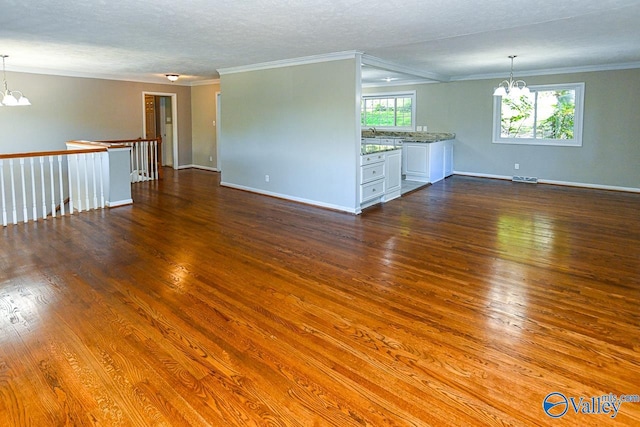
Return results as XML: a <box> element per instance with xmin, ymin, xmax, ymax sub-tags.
<box><xmin>107</xmin><ymin>199</ymin><xmax>133</xmax><ymax>208</ymax></box>
<box><xmin>177</xmin><ymin>164</ymin><xmax>219</xmax><ymax>172</ymax></box>
<box><xmin>220</xmin><ymin>181</ymin><xmax>357</xmax><ymax>214</ymax></box>
<box><xmin>453</xmin><ymin>171</ymin><xmax>640</xmax><ymax>193</ymax></box>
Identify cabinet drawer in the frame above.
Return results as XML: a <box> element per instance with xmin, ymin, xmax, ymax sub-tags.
<box><xmin>361</xmin><ymin>162</ymin><xmax>385</xmax><ymax>184</ymax></box>
<box><xmin>360</xmin><ymin>179</ymin><xmax>385</xmax><ymax>203</ymax></box>
<box><xmin>361</xmin><ymin>153</ymin><xmax>385</xmax><ymax>165</ymax></box>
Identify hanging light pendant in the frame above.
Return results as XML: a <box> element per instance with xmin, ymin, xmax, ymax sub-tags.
<box><xmin>1</xmin><ymin>55</ymin><xmax>31</xmax><ymax>106</ymax></box>
<box><xmin>493</xmin><ymin>55</ymin><xmax>529</xmax><ymax>98</ymax></box>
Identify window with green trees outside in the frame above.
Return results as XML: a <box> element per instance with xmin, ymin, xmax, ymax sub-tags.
<box><xmin>493</xmin><ymin>83</ymin><xmax>584</xmax><ymax>146</ymax></box>
<box><xmin>361</xmin><ymin>92</ymin><xmax>415</xmax><ymax>130</ymax></box>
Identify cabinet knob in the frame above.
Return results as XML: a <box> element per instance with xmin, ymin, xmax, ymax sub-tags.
<box><xmin>372</xmin><ymin>188</ymin><xmax>376</xmax><ymax>192</ymax></box>
<box><xmin>366</xmin><ymin>157</ymin><xmax>371</xmax><ymax>161</ymax></box>
<box><xmin>372</xmin><ymin>171</ymin><xmax>376</xmax><ymax>174</ymax></box>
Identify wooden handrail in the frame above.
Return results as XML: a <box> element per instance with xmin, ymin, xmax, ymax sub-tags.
<box><xmin>0</xmin><ymin>147</ymin><xmax>106</xmax><ymax>160</ymax></box>
<box><xmin>95</xmin><ymin>137</ymin><xmax>162</xmax><ymax>144</ymax></box>
<box><xmin>95</xmin><ymin>137</ymin><xmax>164</xmax><ymax>181</ymax></box>
<box><xmin>67</xmin><ymin>140</ymin><xmax>129</xmax><ymax>149</ymax></box>
<box><xmin>1</xmin><ymin>146</ymin><xmax>109</xmax><ymax>226</ymax></box>
<box><xmin>88</xmin><ymin>137</ymin><xmax>164</xmax><ymax>181</ymax></box>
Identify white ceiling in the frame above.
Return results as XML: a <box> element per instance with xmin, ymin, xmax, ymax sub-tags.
<box><xmin>2</xmin><ymin>0</ymin><xmax>640</xmax><ymax>85</ymax></box>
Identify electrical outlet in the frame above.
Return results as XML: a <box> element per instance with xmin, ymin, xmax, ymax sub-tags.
<box><xmin>416</xmin><ymin>126</ymin><xmax>423</xmax><ymax>131</ymax></box>
<box><xmin>209</xmin><ymin>156</ymin><xmax>213</xmax><ymax>162</ymax></box>
<box><xmin>212</xmin><ymin>120</ymin><xmax>216</xmax><ymax>126</ymax></box>
<box><xmin>515</xmin><ymin>163</ymin><xmax>520</xmax><ymax>170</ymax></box>
<box><xmin>265</xmin><ymin>174</ymin><xmax>270</xmax><ymax>182</ymax></box>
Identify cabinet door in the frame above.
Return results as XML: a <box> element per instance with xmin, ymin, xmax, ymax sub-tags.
<box><xmin>428</xmin><ymin>141</ymin><xmax>445</xmax><ymax>183</ymax></box>
<box><xmin>444</xmin><ymin>141</ymin><xmax>454</xmax><ymax>177</ymax></box>
<box><xmin>405</xmin><ymin>144</ymin><xmax>429</xmax><ymax>179</ymax></box>
<box><xmin>401</xmin><ymin>145</ymin><xmax>408</xmax><ymax>176</ymax></box>
<box><xmin>384</xmin><ymin>150</ymin><xmax>402</xmax><ymax>201</ymax></box>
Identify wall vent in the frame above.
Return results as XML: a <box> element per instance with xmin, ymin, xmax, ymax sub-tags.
<box><xmin>512</xmin><ymin>176</ymin><xmax>538</xmax><ymax>184</ymax></box>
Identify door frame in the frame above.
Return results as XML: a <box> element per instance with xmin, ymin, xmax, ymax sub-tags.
<box><xmin>216</xmin><ymin>91</ymin><xmax>221</xmax><ymax>171</ymax></box>
<box><xmin>142</xmin><ymin>91</ymin><xmax>178</xmax><ymax>169</ymax></box>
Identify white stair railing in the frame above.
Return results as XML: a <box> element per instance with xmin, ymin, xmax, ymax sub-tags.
<box><xmin>0</xmin><ymin>147</ymin><xmax>107</xmax><ymax>227</ymax></box>
<box><xmin>96</xmin><ymin>137</ymin><xmax>163</xmax><ymax>183</ymax></box>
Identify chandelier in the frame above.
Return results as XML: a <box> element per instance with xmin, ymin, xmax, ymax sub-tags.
<box><xmin>493</xmin><ymin>55</ymin><xmax>529</xmax><ymax>98</ymax></box>
<box><xmin>1</xmin><ymin>55</ymin><xmax>31</xmax><ymax>106</ymax></box>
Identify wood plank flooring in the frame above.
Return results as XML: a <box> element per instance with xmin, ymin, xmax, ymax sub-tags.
<box><xmin>1</xmin><ymin>169</ymin><xmax>639</xmax><ymax>426</ymax></box>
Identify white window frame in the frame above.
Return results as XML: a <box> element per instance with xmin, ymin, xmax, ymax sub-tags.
<box><xmin>492</xmin><ymin>82</ymin><xmax>585</xmax><ymax>147</ymax></box>
<box><xmin>361</xmin><ymin>91</ymin><xmax>416</xmax><ymax>131</ymax></box>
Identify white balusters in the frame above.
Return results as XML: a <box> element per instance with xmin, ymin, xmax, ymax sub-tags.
<box><xmin>83</xmin><ymin>154</ymin><xmax>90</xmax><ymax>211</ymax></box>
<box><xmin>98</xmin><ymin>152</ymin><xmax>105</xmax><ymax>208</ymax></box>
<box><xmin>1</xmin><ymin>143</ymin><xmax>138</xmax><ymax>227</ymax></box>
<box><xmin>40</xmin><ymin>157</ymin><xmax>46</xmax><ymax>220</ymax></box>
<box><xmin>57</xmin><ymin>155</ymin><xmax>65</xmax><ymax>216</ymax></box>
<box><xmin>73</xmin><ymin>154</ymin><xmax>81</xmax><ymax>213</ymax></box>
<box><xmin>90</xmin><ymin>153</ymin><xmax>97</xmax><ymax>209</ymax></box>
<box><xmin>20</xmin><ymin>159</ymin><xmax>28</xmax><ymax>223</ymax></box>
<box><xmin>125</xmin><ymin>139</ymin><xmax>161</xmax><ymax>183</ymax></box>
<box><xmin>9</xmin><ymin>160</ymin><xmax>17</xmax><ymax>225</ymax></box>
<box><xmin>152</xmin><ymin>139</ymin><xmax>158</xmax><ymax>180</ymax></box>
<box><xmin>49</xmin><ymin>156</ymin><xmax>56</xmax><ymax>218</ymax></box>
<box><xmin>30</xmin><ymin>158</ymin><xmax>37</xmax><ymax>222</ymax></box>
<box><xmin>0</xmin><ymin>160</ymin><xmax>6</xmax><ymax>227</ymax></box>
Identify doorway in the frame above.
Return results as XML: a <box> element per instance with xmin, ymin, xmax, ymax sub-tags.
<box><xmin>142</xmin><ymin>92</ymin><xmax>178</xmax><ymax>169</ymax></box>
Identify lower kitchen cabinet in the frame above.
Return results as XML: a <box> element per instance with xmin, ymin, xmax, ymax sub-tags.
<box><xmin>403</xmin><ymin>139</ymin><xmax>453</xmax><ymax>183</ymax></box>
<box><xmin>360</xmin><ymin>148</ymin><xmax>401</xmax><ymax>208</ymax></box>
<box><xmin>384</xmin><ymin>149</ymin><xmax>401</xmax><ymax>202</ymax></box>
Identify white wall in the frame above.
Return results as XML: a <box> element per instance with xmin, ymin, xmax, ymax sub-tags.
<box><xmin>191</xmin><ymin>82</ymin><xmax>220</xmax><ymax>169</ymax></box>
<box><xmin>219</xmin><ymin>58</ymin><xmax>360</xmax><ymax>212</ymax></box>
<box><xmin>0</xmin><ymin>71</ymin><xmax>193</xmax><ymax>166</ymax></box>
<box><xmin>365</xmin><ymin>68</ymin><xmax>640</xmax><ymax>190</ymax></box>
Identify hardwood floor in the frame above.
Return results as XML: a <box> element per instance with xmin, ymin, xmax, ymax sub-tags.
<box><xmin>1</xmin><ymin>169</ymin><xmax>639</xmax><ymax>426</ymax></box>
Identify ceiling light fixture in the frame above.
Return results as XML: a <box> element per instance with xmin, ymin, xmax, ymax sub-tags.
<box><xmin>166</xmin><ymin>74</ymin><xmax>179</xmax><ymax>82</ymax></box>
<box><xmin>1</xmin><ymin>55</ymin><xmax>31</xmax><ymax>106</ymax></box>
<box><xmin>493</xmin><ymin>55</ymin><xmax>529</xmax><ymax>98</ymax></box>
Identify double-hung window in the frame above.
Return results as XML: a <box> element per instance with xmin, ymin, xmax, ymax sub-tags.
<box><xmin>361</xmin><ymin>91</ymin><xmax>416</xmax><ymax>131</ymax></box>
<box><xmin>493</xmin><ymin>83</ymin><xmax>584</xmax><ymax>146</ymax></box>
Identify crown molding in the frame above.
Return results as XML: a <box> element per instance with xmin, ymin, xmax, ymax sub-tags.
<box><xmin>362</xmin><ymin>79</ymin><xmax>439</xmax><ymax>89</ymax></box>
<box><xmin>361</xmin><ymin>54</ymin><xmax>450</xmax><ymax>83</ymax></box>
<box><xmin>451</xmin><ymin>61</ymin><xmax>640</xmax><ymax>81</ymax></box>
<box><xmin>191</xmin><ymin>78</ymin><xmax>220</xmax><ymax>86</ymax></box>
<box><xmin>4</xmin><ymin>66</ymin><xmax>211</xmax><ymax>86</ymax></box>
<box><xmin>6</xmin><ymin>56</ymin><xmax>639</xmax><ymax>87</ymax></box>
<box><xmin>217</xmin><ymin>51</ymin><xmax>361</xmax><ymax>75</ymax></box>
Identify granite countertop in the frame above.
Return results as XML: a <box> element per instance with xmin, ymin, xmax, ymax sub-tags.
<box><xmin>361</xmin><ymin>130</ymin><xmax>455</xmax><ymax>142</ymax></box>
<box><xmin>360</xmin><ymin>144</ymin><xmax>400</xmax><ymax>155</ymax></box>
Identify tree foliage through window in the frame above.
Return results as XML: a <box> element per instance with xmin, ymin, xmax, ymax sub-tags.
<box><xmin>361</xmin><ymin>93</ymin><xmax>415</xmax><ymax>129</ymax></box>
<box><xmin>497</xmin><ymin>84</ymin><xmax>581</xmax><ymax>146</ymax></box>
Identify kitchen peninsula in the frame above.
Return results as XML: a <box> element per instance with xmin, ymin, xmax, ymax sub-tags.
<box><xmin>359</xmin><ymin>143</ymin><xmax>402</xmax><ymax>208</ymax></box>
<box><xmin>361</xmin><ymin>131</ymin><xmax>455</xmax><ymax>202</ymax></box>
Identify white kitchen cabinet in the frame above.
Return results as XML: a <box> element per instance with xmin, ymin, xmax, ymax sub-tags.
<box><xmin>361</xmin><ymin>162</ymin><xmax>385</xmax><ymax>184</ymax></box>
<box><xmin>444</xmin><ymin>140</ymin><xmax>454</xmax><ymax>177</ymax></box>
<box><xmin>403</xmin><ymin>139</ymin><xmax>453</xmax><ymax>183</ymax></box>
<box><xmin>359</xmin><ymin>148</ymin><xmax>401</xmax><ymax>208</ymax></box>
<box><xmin>405</xmin><ymin>144</ymin><xmax>429</xmax><ymax>181</ymax></box>
<box><xmin>384</xmin><ymin>149</ymin><xmax>402</xmax><ymax>201</ymax></box>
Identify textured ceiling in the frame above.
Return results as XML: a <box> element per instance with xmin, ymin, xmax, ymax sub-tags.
<box><xmin>2</xmin><ymin>0</ymin><xmax>640</xmax><ymax>85</ymax></box>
